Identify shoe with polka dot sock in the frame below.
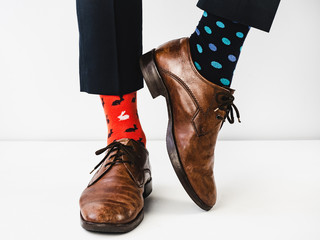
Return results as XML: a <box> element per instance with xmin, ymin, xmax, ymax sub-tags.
<box><xmin>100</xmin><ymin>92</ymin><xmax>146</xmax><ymax>146</ymax></box>
<box><xmin>189</xmin><ymin>11</ymin><xmax>250</xmax><ymax>88</ymax></box>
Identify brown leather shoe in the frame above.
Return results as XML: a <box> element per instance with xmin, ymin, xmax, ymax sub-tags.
<box><xmin>140</xmin><ymin>38</ymin><xmax>240</xmax><ymax>211</ymax></box>
<box><xmin>79</xmin><ymin>138</ymin><xmax>152</xmax><ymax>233</ymax></box>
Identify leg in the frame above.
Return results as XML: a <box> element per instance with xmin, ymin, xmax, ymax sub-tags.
<box><xmin>76</xmin><ymin>0</ymin><xmax>150</xmax><ymax>233</ymax></box>
<box><xmin>100</xmin><ymin>92</ymin><xmax>146</xmax><ymax>146</ymax></box>
<box><xmin>140</xmin><ymin>0</ymin><xmax>281</xmax><ymax>210</ymax></box>
<box><xmin>189</xmin><ymin>0</ymin><xmax>280</xmax><ymax>87</ymax></box>
<box><xmin>197</xmin><ymin>0</ymin><xmax>281</xmax><ymax>32</ymax></box>
<box><xmin>76</xmin><ymin>0</ymin><xmax>143</xmax><ymax>95</ymax></box>
<box><xmin>77</xmin><ymin>0</ymin><xmax>146</xmax><ymax>145</ymax></box>
<box><xmin>189</xmin><ymin>12</ymin><xmax>250</xmax><ymax>87</ymax></box>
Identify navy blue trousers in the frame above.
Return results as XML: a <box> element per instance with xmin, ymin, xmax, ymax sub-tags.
<box><xmin>76</xmin><ymin>0</ymin><xmax>280</xmax><ymax>95</ymax></box>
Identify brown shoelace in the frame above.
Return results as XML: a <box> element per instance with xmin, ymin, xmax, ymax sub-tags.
<box><xmin>89</xmin><ymin>141</ymin><xmax>134</xmax><ymax>174</ymax></box>
<box><xmin>214</xmin><ymin>92</ymin><xmax>241</xmax><ymax>124</ymax></box>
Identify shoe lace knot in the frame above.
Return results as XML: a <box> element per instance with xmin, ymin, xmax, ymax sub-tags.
<box><xmin>89</xmin><ymin>141</ymin><xmax>134</xmax><ymax>174</ymax></box>
<box><xmin>214</xmin><ymin>92</ymin><xmax>241</xmax><ymax>124</ymax></box>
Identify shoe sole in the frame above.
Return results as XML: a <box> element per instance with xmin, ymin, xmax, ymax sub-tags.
<box><xmin>139</xmin><ymin>50</ymin><xmax>212</xmax><ymax>211</ymax></box>
<box><xmin>80</xmin><ymin>179</ymin><xmax>153</xmax><ymax>233</ymax></box>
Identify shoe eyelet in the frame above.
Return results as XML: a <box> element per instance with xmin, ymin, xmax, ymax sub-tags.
<box><xmin>216</xmin><ymin>115</ymin><xmax>223</xmax><ymax>120</ymax></box>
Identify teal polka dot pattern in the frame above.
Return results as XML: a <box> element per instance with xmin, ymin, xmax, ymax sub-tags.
<box><xmin>216</xmin><ymin>21</ymin><xmax>225</xmax><ymax>28</ymax></box>
<box><xmin>236</xmin><ymin>32</ymin><xmax>244</xmax><ymax>38</ymax></box>
<box><xmin>204</xmin><ymin>26</ymin><xmax>212</xmax><ymax>34</ymax></box>
<box><xmin>222</xmin><ymin>37</ymin><xmax>231</xmax><ymax>45</ymax></box>
<box><xmin>209</xmin><ymin>43</ymin><xmax>217</xmax><ymax>51</ymax></box>
<box><xmin>211</xmin><ymin>61</ymin><xmax>222</xmax><ymax>69</ymax></box>
<box><xmin>220</xmin><ymin>78</ymin><xmax>230</xmax><ymax>86</ymax></box>
<box><xmin>228</xmin><ymin>55</ymin><xmax>237</xmax><ymax>62</ymax></box>
<box><xmin>196</xmin><ymin>28</ymin><xmax>200</xmax><ymax>36</ymax></box>
<box><xmin>197</xmin><ymin>44</ymin><xmax>203</xmax><ymax>53</ymax></box>
<box><xmin>194</xmin><ymin>61</ymin><xmax>201</xmax><ymax>71</ymax></box>
<box><xmin>189</xmin><ymin>10</ymin><xmax>250</xmax><ymax>88</ymax></box>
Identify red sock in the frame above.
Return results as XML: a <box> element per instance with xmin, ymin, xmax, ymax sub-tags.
<box><xmin>100</xmin><ymin>92</ymin><xmax>146</xmax><ymax>146</ymax></box>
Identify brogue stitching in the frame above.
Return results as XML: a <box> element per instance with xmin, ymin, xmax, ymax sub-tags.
<box><xmin>158</xmin><ymin>67</ymin><xmax>202</xmax><ymax>112</ymax></box>
<box><xmin>191</xmin><ymin>108</ymin><xmax>204</xmax><ymax>137</ymax></box>
<box><xmin>158</xmin><ymin>67</ymin><xmax>222</xmax><ymax>137</ymax></box>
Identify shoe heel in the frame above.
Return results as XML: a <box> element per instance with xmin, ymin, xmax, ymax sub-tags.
<box><xmin>143</xmin><ymin>179</ymin><xmax>152</xmax><ymax>198</ymax></box>
<box><xmin>140</xmin><ymin>50</ymin><xmax>167</xmax><ymax>99</ymax></box>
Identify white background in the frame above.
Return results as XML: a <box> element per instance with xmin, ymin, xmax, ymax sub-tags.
<box><xmin>0</xmin><ymin>0</ymin><xmax>319</xmax><ymax>141</ymax></box>
<box><xmin>0</xmin><ymin>1</ymin><xmax>320</xmax><ymax>240</ymax></box>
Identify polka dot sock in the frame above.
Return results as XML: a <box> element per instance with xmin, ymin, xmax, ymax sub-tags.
<box><xmin>189</xmin><ymin>11</ymin><xmax>250</xmax><ymax>87</ymax></box>
<box><xmin>100</xmin><ymin>92</ymin><xmax>146</xmax><ymax>147</ymax></box>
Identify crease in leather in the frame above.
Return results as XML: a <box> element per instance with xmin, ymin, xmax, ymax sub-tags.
<box><xmin>159</xmin><ymin>67</ymin><xmax>201</xmax><ymax>110</ymax></box>
<box><xmin>158</xmin><ymin>67</ymin><xmax>225</xmax><ymax>136</ymax></box>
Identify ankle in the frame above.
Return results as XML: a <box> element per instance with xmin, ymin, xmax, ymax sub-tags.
<box><xmin>100</xmin><ymin>92</ymin><xmax>147</xmax><ymax>147</ymax></box>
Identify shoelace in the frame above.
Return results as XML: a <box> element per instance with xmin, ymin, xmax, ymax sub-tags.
<box><xmin>214</xmin><ymin>92</ymin><xmax>241</xmax><ymax>124</ymax></box>
<box><xmin>89</xmin><ymin>141</ymin><xmax>134</xmax><ymax>174</ymax></box>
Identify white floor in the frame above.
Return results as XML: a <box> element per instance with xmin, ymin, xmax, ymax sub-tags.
<box><xmin>0</xmin><ymin>140</ymin><xmax>319</xmax><ymax>240</ymax></box>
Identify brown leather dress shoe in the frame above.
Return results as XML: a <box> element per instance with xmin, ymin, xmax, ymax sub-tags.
<box><xmin>79</xmin><ymin>138</ymin><xmax>152</xmax><ymax>233</ymax></box>
<box><xmin>140</xmin><ymin>38</ymin><xmax>240</xmax><ymax>211</ymax></box>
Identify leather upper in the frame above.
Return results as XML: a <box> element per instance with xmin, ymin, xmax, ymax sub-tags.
<box><xmin>154</xmin><ymin>38</ymin><xmax>236</xmax><ymax>207</ymax></box>
<box><xmin>79</xmin><ymin>138</ymin><xmax>151</xmax><ymax>224</ymax></box>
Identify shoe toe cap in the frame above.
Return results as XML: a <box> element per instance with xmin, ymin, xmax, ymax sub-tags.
<box><xmin>80</xmin><ymin>201</ymin><xmax>139</xmax><ymax>224</ymax></box>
